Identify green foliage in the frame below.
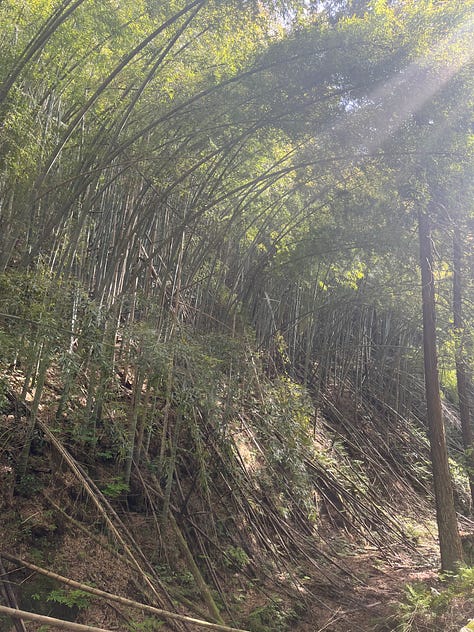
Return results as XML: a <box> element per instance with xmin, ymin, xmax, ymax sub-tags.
<box><xmin>127</xmin><ymin>617</ymin><xmax>164</xmax><ymax>631</ymax></box>
<box><xmin>397</xmin><ymin>566</ymin><xmax>474</xmax><ymax>631</ymax></box>
<box><xmin>101</xmin><ymin>477</ymin><xmax>129</xmax><ymax>498</ymax></box>
<box><xmin>245</xmin><ymin>599</ymin><xmax>299</xmax><ymax>632</ymax></box>
<box><xmin>399</xmin><ymin>582</ymin><xmax>439</xmax><ymax>625</ymax></box>
<box><xmin>224</xmin><ymin>546</ymin><xmax>250</xmax><ymax>570</ymax></box>
<box><xmin>29</xmin><ymin>548</ymin><xmax>46</xmax><ymax>564</ymax></box>
<box><xmin>31</xmin><ymin>585</ymin><xmax>92</xmax><ymax>612</ymax></box>
<box><xmin>154</xmin><ymin>564</ymin><xmax>195</xmax><ymax>588</ymax></box>
<box><xmin>43</xmin><ymin>588</ymin><xmax>92</xmax><ymax>610</ymax></box>
<box><xmin>254</xmin><ymin>375</ymin><xmax>316</xmax><ymax>514</ymax></box>
<box><xmin>440</xmin><ymin>368</ymin><xmax>459</xmax><ymax>406</ymax></box>
<box><xmin>15</xmin><ymin>473</ymin><xmax>43</xmax><ymax>498</ymax></box>
<box><xmin>0</xmin><ymin>377</ymin><xmax>8</xmax><ymax>412</ymax></box>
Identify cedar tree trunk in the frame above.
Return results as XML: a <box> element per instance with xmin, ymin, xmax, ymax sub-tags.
<box><xmin>453</xmin><ymin>226</ymin><xmax>474</xmax><ymax>509</ymax></box>
<box><xmin>418</xmin><ymin>211</ymin><xmax>463</xmax><ymax>571</ymax></box>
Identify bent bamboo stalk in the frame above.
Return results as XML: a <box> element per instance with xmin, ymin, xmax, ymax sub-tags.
<box><xmin>0</xmin><ymin>553</ymin><xmax>252</xmax><ymax>632</ymax></box>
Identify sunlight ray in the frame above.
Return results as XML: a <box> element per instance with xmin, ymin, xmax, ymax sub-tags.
<box><xmin>356</xmin><ymin>12</ymin><xmax>473</xmax><ymax>154</ymax></box>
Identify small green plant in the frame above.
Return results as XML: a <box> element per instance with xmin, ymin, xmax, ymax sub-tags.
<box><xmin>176</xmin><ymin>570</ymin><xmax>194</xmax><ymax>586</ymax></box>
<box><xmin>15</xmin><ymin>472</ymin><xmax>43</xmax><ymax>497</ymax></box>
<box><xmin>97</xmin><ymin>449</ymin><xmax>114</xmax><ymax>461</ymax></box>
<box><xmin>397</xmin><ymin>566</ymin><xmax>474</xmax><ymax>631</ymax></box>
<box><xmin>400</xmin><ymin>518</ymin><xmax>431</xmax><ymax>545</ymax></box>
<box><xmin>154</xmin><ymin>564</ymin><xmax>196</xmax><ymax>591</ymax></box>
<box><xmin>128</xmin><ymin>617</ymin><xmax>164</xmax><ymax>631</ymax></box>
<box><xmin>33</xmin><ymin>588</ymin><xmax>92</xmax><ymax>610</ymax></box>
<box><xmin>224</xmin><ymin>545</ymin><xmax>250</xmax><ymax>570</ymax></box>
<box><xmin>29</xmin><ymin>548</ymin><xmax>46</xmax><ymax>564</ymax></box>
<box><xmin>245</xmin><ymin>599</ymin><xmax>298</xmax><ymax>632</ymax></box>
<box><xmin>101</xmin><ymin>477</ymin><xmax>129</xmax><ymax>498</ymax></box>
<box><xmin>398</xmin><ymin>582</ymin><xmax>436</xmax><ymax>628</ymax></box>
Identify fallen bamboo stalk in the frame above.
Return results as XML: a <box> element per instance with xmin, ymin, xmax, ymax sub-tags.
<box><xmin>9</xmin><ymin>390</ymin><xmax>172</xmax><ymax>614</ymax></box>
<box><xmin>0</xmin><ymin>553</ymin><xmax>252</xmax><ymax>632</ymax></box>
<box><xmin>35</xmin><ymin>418</ymin><xmax>185</xmax><ymax>631</ymax></box>
<box><xmin>42</xmin><ymin>490</ymin><xmax>227</xmax><ymax>623</ymax></box>
<box><xmin>0</xmin><ymin>605</ymin><xmax>113</xmax><ymax>632</ymax></box>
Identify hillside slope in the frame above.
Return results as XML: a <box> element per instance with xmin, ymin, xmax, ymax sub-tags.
<box><xmin>1</xmin><ymin>342</ymin><xmax>472</xmax><ymax>631</ymax></box>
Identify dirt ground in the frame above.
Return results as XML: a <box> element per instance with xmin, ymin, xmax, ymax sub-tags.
<box><xmin>294</xmin><ymin>542</ymin><xmax>445</xmax><ymax>632</ymax></box>
<box><xmin>293</xmin><ymin>540</ymin><xmax>473</xmax><ymax>632</ymax></box>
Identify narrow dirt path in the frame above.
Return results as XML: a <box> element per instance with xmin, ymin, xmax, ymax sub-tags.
<box><xmin>294</xmin><ymin>544</ymin><xmax>441</xmax><ymax>632</ymax></box>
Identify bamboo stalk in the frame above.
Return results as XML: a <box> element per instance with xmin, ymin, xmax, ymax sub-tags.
<box><xmin>0</xmin><ymin>554</ymin><xmax>252</xmax><ymax>632</ymax></box>
<box><xmin>43</xmin><ymin>490</ymin><xmax>218</xmax><ymax>623</ymax></box>
<box><xmin>32</xmin><ymin>418</ymin><xmax>186</xmax><ymax>632</ymax></box>
<box><xmin>0</xmin><ymin>558</ymin><xmax>27</xmax><ymax>632</ymax></box>
<box><xmin>0</xmin><ymin>605</ymin><xmax>113</xmax><ymax>632</ymax></box>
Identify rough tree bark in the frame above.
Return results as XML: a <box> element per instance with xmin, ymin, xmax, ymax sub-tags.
<box><xmin>453</xmin><ymin>226</ymin><xmax>474</xmax><ymax>509</ymax></box>
<box><xmin>418</xmin><ymin>210</ymin><xmax>463</xmax><ymax>571</ymax></box>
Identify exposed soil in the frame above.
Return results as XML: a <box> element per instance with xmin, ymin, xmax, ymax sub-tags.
<box><xmin>294</xmin><ymin>549</ymin><xmax>439</xmax><ymax>631</ymax></box>
<box><xmin>293</xmin><ymin>537</ymin><xmax>474</xmax><ymax>632</ymax></box>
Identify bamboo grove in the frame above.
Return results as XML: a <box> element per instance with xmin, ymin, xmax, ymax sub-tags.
<box><xmin>0</xmin><ymin>0</ymin><xmax>473</xmax><ymax>620</ymax></box>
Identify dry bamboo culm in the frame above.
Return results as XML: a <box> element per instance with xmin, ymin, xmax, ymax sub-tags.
<box><xmin>0</xmin><ymin>606</ymin><xmax>114</xmax><ymax>632</ymax></box>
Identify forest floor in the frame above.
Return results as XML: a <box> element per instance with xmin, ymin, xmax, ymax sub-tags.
<box><xmin>293</xmin><ymin>535</ymin><xmax>474</xmax><ymax>632</ymax></box>
<box><xmin>1</xmin><ymin>471</ymin><xmax>473</xmax><ymax>632</ymax></box>
<box><xmin>294</xmin><ymin>544</ymin><xmax>439</xmax><ymax>631</ymax></box>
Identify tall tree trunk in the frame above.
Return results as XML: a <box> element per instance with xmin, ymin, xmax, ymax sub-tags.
<box><xmin>418</xmin><ymin>211</ymin><xmax>463</xmax><ymax>571</ymax></box>
<box><xmin>453</xmin><ymin>226</ymin><xmax>474</xmax><ymax>509</ymax></box>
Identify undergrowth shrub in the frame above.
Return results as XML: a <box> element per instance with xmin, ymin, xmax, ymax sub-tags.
<box><xmin>245</xmin><ymin>599</ymin><xmax>299</xmax><ymax>632</ymax></box>
<box><xmin>44</xmin><ymin>588</ymin><xmax>92</xmax><ymax>610</ymax></box>
<box><xmin>255</xmin><ymin>376</ymin><xmax>314</xmax><ymax>509</ymax></box>
<box><xmin>396</xmin><ymin>565</ymin><xmax>474</xmax><ymax>631</ymax></box>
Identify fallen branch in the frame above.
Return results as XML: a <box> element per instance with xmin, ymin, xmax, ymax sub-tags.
<box><xmin>0</xmin><ymin>605</ymin><xmax>113</xmax><ymax>632</ymax></box>
<box><xmin>34</xmin><ymin>418</ymin><xmax>186</xmax><ymax>631</ymax></box>
<box><xmin>42</xmin><ymin>491</ymin><xmax>217</xmax><ymax>623</ymax></box>
<box><xmin>0</xmin><ymin>553</ymin><xmax>253</xmax><ymax>632</ymax></box>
